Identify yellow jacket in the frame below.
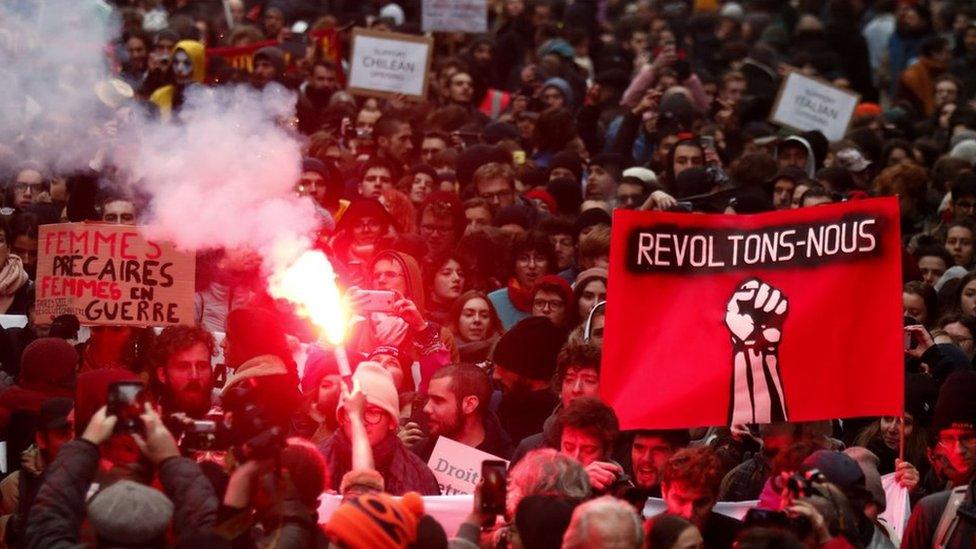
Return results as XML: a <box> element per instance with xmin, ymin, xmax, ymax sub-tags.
<box><xmin>149</xmin><ymin>40</ymin><xmax>206</xmax><ymax>122</ymax></box>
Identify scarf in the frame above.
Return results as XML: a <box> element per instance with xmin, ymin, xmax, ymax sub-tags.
<box><xmin>506</xmin><ymin>278</ymin><xmax>534</xmax><ymax>312</ymax></box>
<box><xmin>322</xmin><ymin>429</ymin><xmax>439</xmax><ymax>496</ymax></box>
<box><xmin>0</xmin><ymin>255</ymin><xmax>27</xmax><ymax>313</ymax></box>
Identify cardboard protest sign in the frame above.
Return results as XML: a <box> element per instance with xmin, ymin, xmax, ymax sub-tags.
<box><xmin>601</xmin><ymin>198</ymin><xmax>903</xmax><ymax>429</ymax></box>
<box><xmin>36</xmin><ymin>223</ymin><xmax>195</xmax><ymax>327</ymax></box>
<box><xmin>770</xmin><ymin>72</ymin><xmax>860</xmax><ymax>142</ymax></box>
<box><xmin>422</xmin><ymin>0</ymin><xmax>488</xmax><ymax>33</ymax></box>
<box><xmin>427</xmin><ymin>436</ymin><xmax>508</xmax><ymax>495</ymax></box>
<box><xmin>347</xmin><ymin>28</ymin><xmax>433</xmax><ymax>100</ymax></box>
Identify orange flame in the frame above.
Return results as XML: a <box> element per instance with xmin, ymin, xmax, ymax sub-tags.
<box><xmin>268</xmin><ymin>250</ymin><xmax>346</xmax><ymax>345</ymax></box>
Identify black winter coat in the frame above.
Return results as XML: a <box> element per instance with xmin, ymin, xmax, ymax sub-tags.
<box><xmin>24</xmin><ymin>439</ymin><xmax>218</xmax><ymax>548</ymax></box>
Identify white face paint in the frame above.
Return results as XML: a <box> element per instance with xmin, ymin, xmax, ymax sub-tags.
<box><xmin>173</xmin><ymin>50</ymin><xmax>193</xmax><ymax>81</ymax></box>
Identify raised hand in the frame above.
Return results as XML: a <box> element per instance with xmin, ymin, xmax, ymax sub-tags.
<box><xmin>727</xmin><ymin>279</ymin><xmax>790</xmax><ymax>424</ymax></box>
<box><xmin>725</xmin><ymin>279</ymin><xmax>788</xmax><ymax>347</ymax></box>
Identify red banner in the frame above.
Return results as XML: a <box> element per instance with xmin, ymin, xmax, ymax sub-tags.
<box><xmin>206</xmin><ymin>28</ymin><xmax>344</xmax><ymax>84</ymax></box>
<box><xmin>601</xmin><ymin>198</ymin><xmax>904</xmax><ymax>430</ymax></box>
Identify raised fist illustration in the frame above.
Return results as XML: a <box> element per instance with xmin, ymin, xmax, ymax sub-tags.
<box><xmin>726</xmin><ymin>279</ymin><xmax>789</xmax><ymax>425</ymax></box>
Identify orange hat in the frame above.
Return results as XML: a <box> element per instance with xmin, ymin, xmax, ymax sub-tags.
<box><xmin>854</xmin><ymin>103</ymin><xmax>882</xmax><ymax>118</ymax></box>
<box><xmin>324</xmin><ymin>492</ymin><xmax>424</xmax><ymax>549</ymax></box>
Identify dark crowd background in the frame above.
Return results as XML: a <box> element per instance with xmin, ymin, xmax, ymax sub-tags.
<box><xmin>0</xmin><ymin>0</ymin><xmax>974</xmax><ymax>547</ymax></box>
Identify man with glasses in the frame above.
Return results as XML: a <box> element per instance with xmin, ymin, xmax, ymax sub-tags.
<box><xmin>418</xmin><ymin>193</ymin><xmax>461</xmax><ymax>257</ymax></box>
<box><xmin>902</xmin><ymin>370</ymin><xmax>976</xmax><ymax>547</ymax></box>
<box><xmin>472</xmin><ymin>162</ymin><xmax>517</xmax><ymax>211</ymax></box>
<box><xmin>530</xmin><ymin>275</ymin><xmax>572</xmax><ymax>329</ymax></box>
<box><xmin>948</xmin><ymin>175</ymin><xmax>976</xmax><ymax>224</ymax></box>
<box><xmin>317</xmin><ymin>361</ymin><xmax>441</xmax><ymax>495</ymax></box>
<box><xmin>10</xmin><ymin>166</ymin><xmax>47</xmax><ymax>211</ymax></box>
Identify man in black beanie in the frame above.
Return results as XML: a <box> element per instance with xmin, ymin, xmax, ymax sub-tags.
<box><xmin>901</xmin><ymin>370</ymin><xmax>976</xmax><ymax>548</ymax></box>
<box><xmin>492</xmin><ymin>317</ymin><xmax>563</xmax><ymax>444</ymax></box>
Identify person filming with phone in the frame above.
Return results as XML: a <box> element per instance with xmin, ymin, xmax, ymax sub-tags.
<box><xmin>24</xmin><ymin>398</ymin><xmax>218</xmax><ymax>547</ymax></box>
<box><xmin>345</xmin><ymin>249</ymin><xmax>453</xmax><ymax>393</ymax></box>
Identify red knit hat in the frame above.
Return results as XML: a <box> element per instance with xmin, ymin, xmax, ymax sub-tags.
<box><xmin>19</xmin><ymin>338</ymin><xmax>79</xmax><ymax>396</ymax></box>
<box><xmin>524</xmin><ymin>188</ymin><xmax>558</xmax><ymax>215</ymax></box>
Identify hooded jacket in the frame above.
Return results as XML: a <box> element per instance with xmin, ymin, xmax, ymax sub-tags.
<box><xmin>349</xmin><ymin>250</ymin><xmax>455</xmax><ymax>391</ymax></box>
<box><xmin>149</xmin><ymin>40</ymin><xmax>206</xmax><ymax>122</ymax></box>
<box><xmin>542</xmin><ymin>77</ymin><xmax>575</xmax><ymax>110</ymax></box>
<box><xmin>776</xmin><ymin>136</ymin><xmax>817</xmax><ymax>178</ymax></box>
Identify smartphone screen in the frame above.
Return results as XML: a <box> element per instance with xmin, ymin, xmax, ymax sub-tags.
<box><xmin>359</xmin><ymin>290</ymin><xmax>396</xmax><ymax>313</ymax></box>
<box><xmin>107</xmin><ymin>381</ymin><xmax>145</xmax><ymax>434</ymax></box>
<box><xmin>480</xmin><ymin>460</ymin><xmax>507</xmax><ymax>515</ymax></box>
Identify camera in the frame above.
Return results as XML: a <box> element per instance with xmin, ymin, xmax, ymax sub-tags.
<box><xmin>744</xmin><ymin>508</ymin><xmax>813</xmax><ymax>539</ymax></box>
<box><xmin>785</xmin><ymin>469</ymin><xmax>828</xmax><ymax>499</ymax></box>
<box><xmin>179</xmin><ymin>378</ymin><xmax>286</xmax><ymax>461</ymax></box>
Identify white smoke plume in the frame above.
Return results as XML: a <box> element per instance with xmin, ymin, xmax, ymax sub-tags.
<box><xmin>118</xmin><ymin>84</ymin><xmax>320</xmax><ymax>272</ymax></box>
<box><xmin>0</xmin><ymin>0</ymin><xmax>117</xmax><ymax>172</ymax></box>
<box><xmin>0</xmin><ymin>0</ymin><xmax>320</xmax><ymax>273</ymax></box>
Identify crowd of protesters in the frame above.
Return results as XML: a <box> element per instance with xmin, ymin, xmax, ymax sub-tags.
<box><xmin>0</xmin><ymin>0</ymin><xmax>975</xmax><ymax>547</ymax></box>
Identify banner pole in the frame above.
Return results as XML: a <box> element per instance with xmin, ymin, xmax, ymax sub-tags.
<box><xmin>898</xmin><ymin>415</ymin><xmax>905</xmax><ymax>462</ymax></box>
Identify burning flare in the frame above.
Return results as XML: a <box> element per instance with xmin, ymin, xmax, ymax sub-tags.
<box><xmin>268</xmin><ymin>250</ymin><xmax>346</xmax><ymax>345</ymax></box>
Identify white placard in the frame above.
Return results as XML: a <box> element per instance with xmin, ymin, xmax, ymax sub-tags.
<box><xmin>427</xmin><ymin>436</ymin><xmax>508</xmax><ymax>496</ymax></box>
<box><xmin>770</xmin><ymin>72</ymin><xmax>860</xmax><ymax>142</ymax></box>
<box><xmin>422</xmin><ymin>0</ymin><xmax>488</xmax><ymax>33</ymax></box>
<box><xmin>879</xmin><ymin>472</ymin><xmax>911</xmax><ymax>544</ymax></box>
<box><xmin>347</xmin><ymin>28</ymin><xmax>433</xmax><ymax>100</ymax></box>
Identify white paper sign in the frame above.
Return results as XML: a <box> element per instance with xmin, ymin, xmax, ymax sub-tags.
<box><xmin>878</xmin><ymin>472</ymin><xmax>911</xmax><ymax>544</ymax></box>
<box><xmin>770</xmin><ymin>72</ymin><xmax>860</xmax><ymax>142</ymax></box>
<box><xmin>347</xmin><ymin>28</ymin><xmax>432</xmax><ymax>100</ymax></box>
<box><xmin>427</xmin><ymin>436</ymin><xmax>508</xmax><ymax>496</ymax></box>
<box><xmin>422</xmin><ymin>0</ymin><xmax>488</xmax><ymax>33</ymax></box>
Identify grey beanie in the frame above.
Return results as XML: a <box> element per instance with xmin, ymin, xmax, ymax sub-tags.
<box><xmin>87</xmin><ymin>480</ymin><xmax>174</xmax><ymax>545</ymax></box>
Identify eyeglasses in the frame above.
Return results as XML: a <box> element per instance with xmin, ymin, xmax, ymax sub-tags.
<box><xmin>516</xmin><ymin>254</ymin><xmax>546</xmax><ymax>266</ymax></box>
<box><xmin>362</xmin><ymin>407</ymin><xmax>388</xmax><ymax>425</ymax></box>
<box><xmin>938</xmin><ymin>432</ymin><xmax>976</xmax><ymax>450</ymax></box>
<box><xmin>533</xmin><ymin>298</ymin><xmax>564</xmax><ymax>310</ymax></box>
<box><xmin>372</xmin><ymin>270</ymin><xmax>403</xmax><ymax>282</ymax></box>
<box><xmin>13</xmin><ymin>182</ymin><xmax>44</xmax><ymax>192</ymax></box>
<box><xmin>354</xmin><ymin>219</ymin><xmax>382</xmax><ymax>231</ymax></box>
<box><xmin>479</xmin><ymin>189</ymin><xmax>512</xmax><ymax>203</ymax></box>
